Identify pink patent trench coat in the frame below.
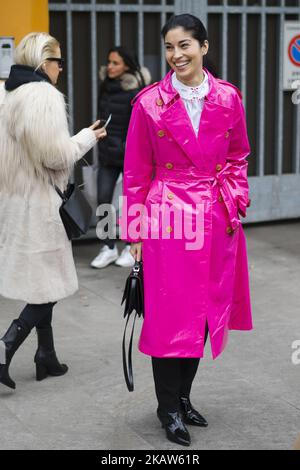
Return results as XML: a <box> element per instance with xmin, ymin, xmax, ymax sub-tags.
<box><xmin>121</xmin><ymin>67</ymin><xmax>253</xmax><ymax>359</ymax></box>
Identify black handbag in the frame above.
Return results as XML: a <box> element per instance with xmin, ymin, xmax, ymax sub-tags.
<box><xmin>121</xmin><ymin>260</ymin><xmax>144</xmax><ymax>392</ymax></box>
<box><xmin>55</xmin><ymin>183</ymin><xmax>93</xmax><ymax>240</ymax></box>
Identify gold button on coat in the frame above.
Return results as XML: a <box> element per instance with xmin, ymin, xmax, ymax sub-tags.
<box><xmin>167</xmin><ymin>193</ymin><xmax>174</xmax><ymax>200</ymax></box>
<box><xmin>216</xmin><ymin>164</ymin><xmax>222</xmax><ymax>172</ymax></box>
<box><xmin>166</xmin><ymin>163</ymin><xmax>173</xmax><ymax>169</ymax></box>
<box><xmin>156</xmin><ymin>99</ymin><xmax>163</xmax><ymax>106</ymax></box>
<box><xmin>226</xmin><ymin>226</ymin><xmax>233</xmax><ymax>234</ymax></box>
<box><xmin>166</xmin><ymin>226</ymin><xmax>173</xmax><ymax>233</ymax></box>
<box><xmin>158</xmin><ymin>130</ymin><xmax>165</xmax><ymax>138</ymax></box>
<box><xmin>218</xmin><ymin>195</ymin><xmax>223</xmax><ymax>203</ymax></box>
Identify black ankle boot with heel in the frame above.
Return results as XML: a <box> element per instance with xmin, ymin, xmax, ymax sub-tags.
<box><xmin>157</xmin><ymin>409</ymin><xmax>191</xmax><ymax>447</ymax></box>
<box><xmin>34</xmin><ymin>326</ymin><xmax>68</xmax><ymax>381</ymax></box>
<box><xmin>0</xmin><ymin>320</ymin><xmax>31</xmax><ymax>390</ymax></box>
<box><xmin>180</xmin><ymin>396</ymin><xmax>208</xmax><ymax>427</ymax></box>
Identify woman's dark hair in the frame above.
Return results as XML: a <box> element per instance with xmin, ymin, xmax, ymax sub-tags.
<box><xmin>161</xmin><ymin>14</ymin><xmax>218</xmax><ymax>78</ymax></box>
<box><xmin>103</xmin><ymin>46</ymin><xmax>146</xmax><ymax>88</ymax></box>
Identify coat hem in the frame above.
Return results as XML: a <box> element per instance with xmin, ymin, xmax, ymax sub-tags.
<box><xmin>139</xmin><ymin>325</ymin><xmax>253</xmax><ymax>359</ymax></box>
<box><xmin>139</xmin><ymin>344</ymin><xmax>205</xmax><ymax>359</ymax></box>
<box><xmin>0</xmin><ymin>286</ymin><xmax>78</xmax><ymax>305</ymax></box>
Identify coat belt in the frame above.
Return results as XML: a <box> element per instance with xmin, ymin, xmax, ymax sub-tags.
<box><xmin>154</xmin><ymin>166</ymin><xmax>240</xmax><ymax>232</ymax></box>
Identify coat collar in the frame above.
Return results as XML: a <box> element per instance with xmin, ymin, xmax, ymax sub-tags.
<box><xmin>5</xmin><ymin>64</ymin><xmax>51</xmax><ymax>92</ymax></box>
<box><xmin>157</xmin><ymin>68</ymin><xmax>234</xmax><ymax>172</ymax></box>
<box><xmin>159</xmin><ymin>67</ymin><xmax>221</xmax><ymax>107</ymax></box>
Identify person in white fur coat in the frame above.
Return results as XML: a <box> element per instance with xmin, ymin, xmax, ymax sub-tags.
<box><xmin>0</xmin><ymin>32</ymin><xmax>107</xmax><ymax>390</ymax></box>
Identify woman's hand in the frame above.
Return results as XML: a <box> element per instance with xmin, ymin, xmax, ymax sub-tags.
<box><xmin>89</xmin><ymin>120</ymin><xmax>107</xmax><ymax>141</ymax></box>
<box><xmin>130</xmin><ymin>242</ymin><xmax>142</xmax><ymax>262</ymax></box>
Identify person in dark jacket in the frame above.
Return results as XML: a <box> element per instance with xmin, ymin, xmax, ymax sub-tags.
<box><xmin>91</xmin><ymin>47</ymin><xmax>151</xmax><ymax>269</ymax></box>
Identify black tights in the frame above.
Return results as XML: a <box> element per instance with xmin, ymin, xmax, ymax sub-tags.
<box><xmin>18</xmin><ymin>302</ymin><xmax>56</xmax><ymax>331</ymax></box>
<box><xmin>152</xmin><ymin>323</ymin><xmax>209</xmax><ymax>414</ymax></box>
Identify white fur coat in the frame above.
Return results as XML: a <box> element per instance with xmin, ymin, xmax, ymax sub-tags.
<box><xmin>0</xmin><ymin>81</ymin><xmax>97</xmax><ymax>304</ymax></box>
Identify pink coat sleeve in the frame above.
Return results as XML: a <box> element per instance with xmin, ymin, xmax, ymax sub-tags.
<box><xmin>121</xmin><ymin>100</ymin><xmax>154</xmax><ymax>242</ymax></box>
<box><xmin>223</xmin><ymin>92</ymin><xmax>251</xmax><ymax>218</ymax></box>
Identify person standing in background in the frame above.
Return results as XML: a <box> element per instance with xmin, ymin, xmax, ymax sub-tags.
<box><xmin>90</xmin><ymin>47</ymin><xmax>151</xmax><ymax>269</ymax></box>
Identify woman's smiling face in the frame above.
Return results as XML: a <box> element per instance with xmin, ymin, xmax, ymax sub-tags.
<box><xmin>164</xmin><ymin>27</ymin><xmax>209</xmax><ymax>84</ymax></box>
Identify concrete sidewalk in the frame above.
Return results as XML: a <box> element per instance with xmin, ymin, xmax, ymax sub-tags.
<box><xmin>0</xmin><ymin>221</ymin><xmax>300</xmax><ymax>450</ymax></box>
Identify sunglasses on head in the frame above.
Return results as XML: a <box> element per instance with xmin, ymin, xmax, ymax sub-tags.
<box><xmin>46</xmin><ymin>57</ymin><xmax>65</xmax><ymax>68</ymax></box>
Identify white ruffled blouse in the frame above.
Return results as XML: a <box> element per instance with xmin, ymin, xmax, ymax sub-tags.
<box><xmin>172</xmin><ymin>70</ymin><xmax>210</xmax><ymax>136</ymax></box>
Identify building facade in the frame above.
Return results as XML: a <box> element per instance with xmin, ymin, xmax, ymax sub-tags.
<box><xmin>49</xmin><ymin>0</ymin><xmax>300</xmax><ymax>223</ymax></box>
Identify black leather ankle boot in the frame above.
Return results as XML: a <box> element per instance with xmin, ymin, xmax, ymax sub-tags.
<box><xmin>180</xmin><ymin>397</ymin><xmax>208</xmax><ymax>427</ymax></box>
<box><xmin>157</xmin><ymin>409</ymin><xmax>191</xmax><ymax>446</ymax></box>
<box><xmin>34</xmin><ymin>326</ymin><xmax>68</xmax><ymax>381</ymax></box>
<box><xmin>0</xmin><ymin>320</ymin><xmax>31</xmax><ymax>389</ymax></box>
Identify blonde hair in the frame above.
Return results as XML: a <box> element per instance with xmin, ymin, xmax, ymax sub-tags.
<box><xmin>14</xmin><ymin>32</ymin><xmax>60</xmax><ymax>70</ymax></box>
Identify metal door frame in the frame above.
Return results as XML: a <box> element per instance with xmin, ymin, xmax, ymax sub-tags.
<box><xmin>49</xmin><ymin>1</ymin><xmax>300</xmax><ymax>222</ymax></box>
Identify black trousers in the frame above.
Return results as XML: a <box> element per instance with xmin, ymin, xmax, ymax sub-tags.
<box><xmin>152</xmin><ymin>323</ymin><xmax>209</xmax><ymax>414</ymax></box>
<box><xmin>97</xmin><ymin>164</ymin><xmax>123</xmax><ymax>249</ymax></box>
<box><xmin>18</xmin><ymin>302</ymin><xmax>56</xmax><ymax>331</ymax></box>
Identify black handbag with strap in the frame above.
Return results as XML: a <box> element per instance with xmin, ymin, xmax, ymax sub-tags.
<box><xmin>121</xmin><ymin>260</ymin><xmax>144</xmax><ymax>392</ymax></box>
<box><xmin>55</xmin><ymin>183</ymin><xmax>93</xmax><ymax>240</ymax></box>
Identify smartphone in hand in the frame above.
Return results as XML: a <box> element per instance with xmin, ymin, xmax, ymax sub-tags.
<box><xmin>99</xmin><ymin>114</ymin><xmax>112</xmax><ymax>129</ymax></box>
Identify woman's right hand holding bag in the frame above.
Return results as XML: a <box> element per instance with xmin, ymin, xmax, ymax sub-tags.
<box><xmin>130</xmin><ymin>242</ymin><xmax>142</xmax><ymax>262</ymax></box>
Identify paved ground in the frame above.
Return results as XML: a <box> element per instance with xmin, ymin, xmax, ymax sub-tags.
<box><xmin>0</xmin><ymin>221</ymin><xmax>300</xmax><ymax>450</ymax></box>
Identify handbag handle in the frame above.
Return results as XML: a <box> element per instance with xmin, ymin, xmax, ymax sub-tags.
<box><xmin>54</xmin><ymin>185</ymin><xmax>67</xmax><ymax>202</ymax></box>
<box><xmin>122</xmin><ymin>312</ymin><xmax>139</xmax><ymax>392</ymax></box>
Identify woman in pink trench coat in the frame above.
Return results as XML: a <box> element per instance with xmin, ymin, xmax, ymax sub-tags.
<box><xmin>121</xmin><ymin>14</ymin><xmax>253</xmax><ymax>447</ymax></box>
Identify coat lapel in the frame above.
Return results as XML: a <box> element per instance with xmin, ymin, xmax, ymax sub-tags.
<box><xmin>159</xmin><ymin>71</ymin><xmax>206</xmax><ymax>171</ymax></box>
<box><xmin>158</xmin><ymin>69</ymin><xmax>234</xmax><ymax>172</ymax></box>
<box><xmin>197</xmin><ymin>98</ymin><xmax>234</xmax><ymax>158</ymax></box>
<box><xmin>161</xmin><ymin>98</ymin><xmax>206</xmax><ymax>171</ymax></box>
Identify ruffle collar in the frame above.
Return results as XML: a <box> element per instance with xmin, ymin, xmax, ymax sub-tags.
<box><xmin>172</xmin><ymin>69</ymin><xmax>209</xmax><ymax>101</ymax></box>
